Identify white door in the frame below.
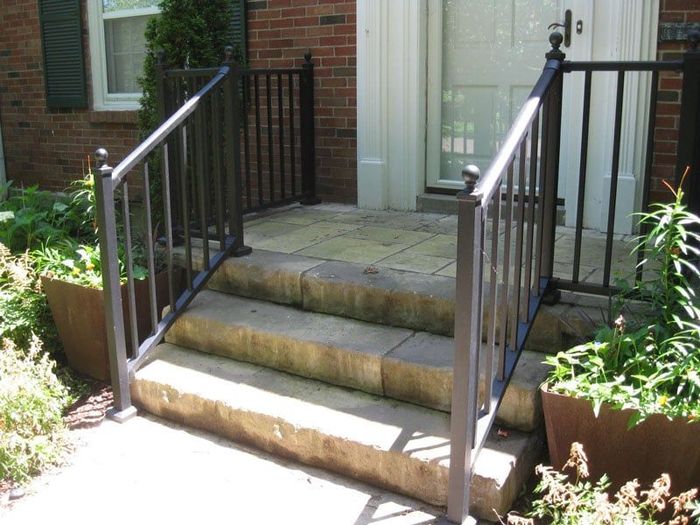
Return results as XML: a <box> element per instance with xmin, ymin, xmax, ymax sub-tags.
<box><xmin>426</xmin><ymin>0</ymin><xmax>592</xmax><ymax>197</ymax></box>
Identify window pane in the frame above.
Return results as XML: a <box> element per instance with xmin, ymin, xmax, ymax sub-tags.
<box><xmin>104</xmin><ymin>14</ymin><xmax>153</xmax><ymax>94</ymax></box>
<box><xmin>103</xmin><ymin>0</ymin><xmax>158</xmax><ymax>12</ymax></box>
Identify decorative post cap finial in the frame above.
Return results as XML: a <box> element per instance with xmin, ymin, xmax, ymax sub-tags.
<box><xmin>224</xmin><ymin>45</ymin><xmax>234</xmax><ymax>62</ymax></box>
<box><xmin>304</xmin><ymin>50</ymin><xmax>312</xmax><ymax>63</ymax></box>
<box><xmin>549</xmin><ymin>31</ymin><xmax>564</xmax><ymax>50</ymax></box>
<box><xmin>95</xmin><ymin>148</ymin><xmax>109</xmax><ymax>168</ymax></box>
<box><xmin>462</xmin><ymin>164</ymin><xmax>480</xmax><ymax>193</ymax></box>
<box><xmin>689</xmin><ymin>29</ymin><xmax>700</xmax><ymax>51</ymax></box>
<box><xmin>545</xmin><ymin>31</ymin><xmax>566</xmax><ymax>61</ymax></box>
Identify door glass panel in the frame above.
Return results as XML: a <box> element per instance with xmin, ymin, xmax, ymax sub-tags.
<box><xmin>438</xmin><ymin>0</ymin><xmax>560</xmax><ymax>183</ymax></box>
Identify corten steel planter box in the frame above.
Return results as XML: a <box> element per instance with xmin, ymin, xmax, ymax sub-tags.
<box><xmin>42</xmin><ymin>271</ymin><xmax>180</xmax><ymax>382</ymax></box>
<box><xmin>542</xmin><ymin>387</ymin><xmax>700</xmax><ymax>494</ymax></box>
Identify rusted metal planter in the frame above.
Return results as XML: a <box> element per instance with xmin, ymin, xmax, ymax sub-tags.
<box><xmin>42</xmin><ymin>271</ymin><xmax>177</xmax><ymax>382</ymax></box>
<box><xmin>541</xmin><ymin>387</ymin><xmax>700</xmax><ymax>493</ymax></box>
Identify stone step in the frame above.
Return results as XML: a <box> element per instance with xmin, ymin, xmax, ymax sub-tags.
<box><xmin>165</xmin><ymin>289</ymin><xmax>550</xmax><ymax>432</ymax></box>
<box><xmin>132</xmin><ymin>344</ymin><xmax>543</xmax><ymax>521</ymax></box>
<box><xmin>184</xmin><ymin>247</ymin><xmax>603</xmax><ymax>353</ymax></box>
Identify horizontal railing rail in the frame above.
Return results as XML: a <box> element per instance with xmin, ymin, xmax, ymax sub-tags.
<box><xmin>95</xmin><ymin>54</ymin><xmax>251</xmax><ymax>421</ymax></box>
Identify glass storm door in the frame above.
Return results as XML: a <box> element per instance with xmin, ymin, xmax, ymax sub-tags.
<box><xmin>426</xmin><ymin>0</ymin><xmax>576</xmax><ymax>190</ymax></box>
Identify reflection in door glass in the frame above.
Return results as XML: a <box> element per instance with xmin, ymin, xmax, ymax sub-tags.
<box><xmin>439</xmin><ymin>0</ymin><xmax>559</xmax><ymax>182</ymax></box>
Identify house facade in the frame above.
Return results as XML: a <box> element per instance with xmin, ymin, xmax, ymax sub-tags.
<box><xmin>0</xmin><ymin>1</ymin><xmax>697</xmax><ymax>230</ymax></box>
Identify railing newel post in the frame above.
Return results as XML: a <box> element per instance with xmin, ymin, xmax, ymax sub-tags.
<box><xmin>447</xmin><ymin>166</ymin><xmax>483</xmax><ymax>524</ymax></box>
<box><xmin>94</xmin><ymin>148</ymin><xmax>136</xmax><ymax>423</ymax></box>
<box><xmin>223</xmin><ymin>46</ymin><xmax>252</xmax><ymax>257</ymax></box>
<box><xmin>300</xmin><ymin>50</ymin><xmax>321</xmax><ymax>205</ymax></box>
<box><xmin>539</xmin><ymin>32</ymin><xmax>565</xmax><ymax>300</ymax></box>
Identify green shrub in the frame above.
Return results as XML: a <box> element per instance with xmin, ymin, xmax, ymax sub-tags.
<box><xmin>0</xmin><ymin>244</ymin><xmax>58</xmax><ymax>351</ymax></box>
<box><xmin>0</xmin><ymin>336</ymin><xmax>71</xmax><ymax>484</ymax></box>
<box><xmin>137</xmin><ymin>0</ymin><xmax>234</xmax><ymax>137</ymax></box>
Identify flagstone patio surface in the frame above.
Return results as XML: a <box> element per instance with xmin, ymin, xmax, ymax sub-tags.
<box><xmin>243</xmin><ymin>204</ymin><xmax>636</xmax><ymax>286</ymax></box>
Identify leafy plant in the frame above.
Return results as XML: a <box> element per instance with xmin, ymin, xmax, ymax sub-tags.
<box><xmin>0</xmin><ymin>336</ymin><xmax>72</xmax><ymax>484</ymax></box>
<box><xmin>546</xmin><ymin>171</ymin><xmax>700</xmax><ymax>425</ymax></box>
<box><xmin>0</xmin><ymin>244</ymin><xmax>59</xmax><ymax>350</ymax></box>
<box><xmin>0</xmin><ymin>184</ymin><xmax>73</xmax><ymax>252</ymax></box>
<box><xmin>504</xmin><ymin>443</ymin><xmax>700</xmax><ymax>525</ymax></box>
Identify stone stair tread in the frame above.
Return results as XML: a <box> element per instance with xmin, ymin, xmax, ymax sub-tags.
<box><xmin>165</xmin><ymin>289</ymin><xmax>550</xmax><ymax>431</ymax></box>
<box><xmin>133</xmin><ymin>343</ymin><xmax>543</xmax><ymax>520</ymax></box>
<box><xmin>182</xmin><ymin>246</ymin><xmax>607</xmax><ymax>351</ymax></box>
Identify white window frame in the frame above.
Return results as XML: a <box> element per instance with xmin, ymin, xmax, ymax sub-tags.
<box><xmin>87</xmin><ymin>1</ymin><xmax>160</xmax><ymax>111</ymax></box>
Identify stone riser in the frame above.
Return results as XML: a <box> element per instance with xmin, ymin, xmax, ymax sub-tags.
<box><xmin>165</xmin><ymin>289</ymin><xmax>550</xmax><ymax>432</ymax></box>
<box><xmin>182</xmin><ymin>248</ymin><xmax>604</xmax><ymax>354</ymax></box>
<box><xmin>132</xmin><ymin>344</ymin><xmax>543</xmax><ymax>521</ymax></box>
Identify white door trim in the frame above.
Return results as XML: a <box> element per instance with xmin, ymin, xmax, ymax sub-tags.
<box><xmin>357</xmin><ymin>0</ymin><xmax>427</xmax><ymax>211</ymax></box>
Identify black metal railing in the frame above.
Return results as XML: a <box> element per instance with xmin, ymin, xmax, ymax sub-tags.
<box><xmin>448</xmin><ymin>31</ymin><xmax>700</xmax><ymax>522</ymax></box>
<box><xmin>446</xmin><ymin>32</ymin><xmax>565</xmax><ymax>524</ymax></box>
<box><xmin>95</xmin><ymin>62</ymin><xmax>250</xmax><ymax>420</ymax></box>
<box><xmin>158</xmin><ymin>51</ymin><xmax>318</xmax><ymax>214</ymax></box>
<box><xmin>556</xmin><ymin>60</ymin><xmax>684</xmax><ymax>293</ymax></box>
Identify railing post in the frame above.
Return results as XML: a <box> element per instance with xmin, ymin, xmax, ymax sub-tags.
<box><xmin>447</xmin><ymin>166</ymin><xmax>483</xmax><ymax>524</ymax></box>
<box><xmin>223</xmin><ymin>46</ymin><xmax>252</xmax><ymax>257</ymax></box>
<box><xmin>539</xmin><ymin>33</ymin><xmax>565</xmax><ymax>295</ymax></box>
<box><xmin>94</xmin><ymin>149</ymin><xmax>136</xmax><ymax>423</ymax></box>
<box><xmin>678</xmin><ymin>30</ymin><xmax>700</xmax><ymax>215</ymax></box>
<box><xmin>300</xmin><ymin>51</ymin><xmax>321</xmax><ymax>205</ymax></box>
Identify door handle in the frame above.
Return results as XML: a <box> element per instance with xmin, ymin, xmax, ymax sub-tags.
<box><xmin>548</xmin><ymin>9</ymin><xmax>572</xmax><ymax>47</ymax></box>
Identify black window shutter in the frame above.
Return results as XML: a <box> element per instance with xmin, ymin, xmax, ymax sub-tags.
<box><xmin>228</xmin><ymin>0</ymin><xmax>247</xmax><ymax>62</ymax></box>
<box><xmin>38</xmin><ymin>0</ymin><xmax>88</xmax><ymax>109</ymax></box>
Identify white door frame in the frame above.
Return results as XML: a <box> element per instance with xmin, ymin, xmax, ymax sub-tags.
<box><xmin>357</xmin><ymin>0</ymin><xmax>427</xmax><ymax>211</ymax></box>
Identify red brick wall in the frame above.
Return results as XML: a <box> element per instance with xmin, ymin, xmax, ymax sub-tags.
<box><xmin>652</xmin><ymin>1</ymin><xmax>700</xmax><ymax>203</ymax></box>
<box><xmin>247</xmin><ymin>0</ymin><xmax>356</xmax><ymax>203</ymax></box>
<box><xmin>0</xmin><ymin>0</ymin><xmax>139</xmax><ymax>192</ymax></box>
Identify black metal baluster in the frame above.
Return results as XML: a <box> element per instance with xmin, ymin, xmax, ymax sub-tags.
<box><xmin>604</xmin><ymin>71</ymin><xmax>625</xmax><ymax>288</ymax></box>
<box><xmin>212</xmin><ymin>85</ymin><xmax>226</xmax><ymax>250</ymax></box>
<box><xmin>484</xmin><ymin>189</ymin><xmax>501</xmax><ymax>414</ymax></box>
<box><xmin>572</xmin><ymin>71</ymin><xmax>592</xmax><ymax>284</ymax></box>
<box><xmin>180</xmin><ymin>123</ymin><xmax>193</xmax><ymax>291</ymax></box>
<box><xmin>510</xmin><ymin>140</ymin><xmax>527</xmax><ymax>350</ymax></box>
<box><xmin>278</xmin><ymin>73</ymin><xmax>286</xmax><ymax>199</ymax></box>
<box><xmin>254</xmin><ymin>74</ymin><xmax>263</xmax><ymax>206</ymax></box>
<box><xmin>523</xmin><ymin>115</ymin><xmax>540</xmax><ymax>322</ymax></box>
<box><xmin>195</xmin><ymin>97</ymin><xmax>210</xmax><ymax>270</ymax></box>
<box><xmin>121</xmin><ymin>182</ymin><xmax>139</xmax><ymax>358</ymax></box>
<box><xmin>266</xmin><ymin>73</ymin><xmax>275</xmax><ymax>203</ymax></box>
<box><xmin>143</xmin><ymin>161</ymin><xmax>159</xmax><ymax>334</ymax></box>
<box><xmin>289</xmin><ymin>72</ymin><xmax>297</xmax><ymax>196</ymax></box>
<box><xmin>534</xmin><ymin>99</ymin><xmax>549</xmax><ymax>297</ymax></box>
<box><xmin>637</xmin><ymin>70</ymin><xmax>659</xmax><ymax>282</ymax></box>
<box><xmin>498</xmin><ymin>162</ymin><xmax>515</xmax><ymax>379</ymax></box>
<box><xmin>243</xmin><ymin>74</ymin><xmax>252</xmax><ymax>211</ymax></box>
<box><xmin>161</xmin><ymin>143</ymin><xmax>176</xmax><ymax>313</ymax></box>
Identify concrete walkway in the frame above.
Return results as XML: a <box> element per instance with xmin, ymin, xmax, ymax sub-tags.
<box><xmin>1</xmin><ymin>414</ymin><xmax>454</xmax><ymax>525</ymax></box>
